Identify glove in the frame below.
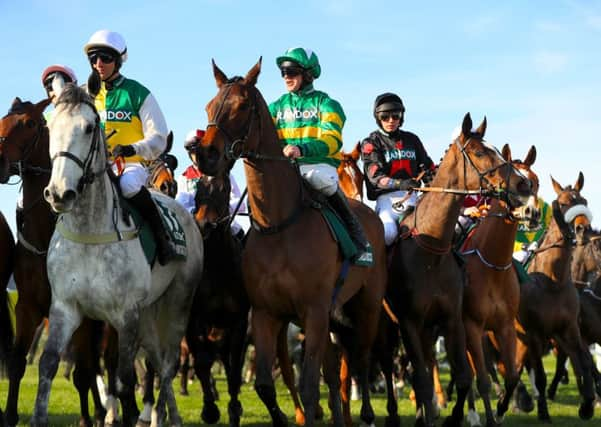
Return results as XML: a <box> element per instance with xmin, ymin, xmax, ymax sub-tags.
<box><xmin>112</xmin><ymin>144</ymin><xmax>136</xmax><ymax>158</ymax></box>
<box><xmin>396</xmin><ymin>178</ymin><xmax>419</xmax><ymax>191</ymax></box>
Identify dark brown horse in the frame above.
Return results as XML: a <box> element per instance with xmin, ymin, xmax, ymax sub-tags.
<box><xmin>0</xmin><ymin>210</ymin><xmax>15</xmax><ymax>372</ymax></box>
<box><xmin>196</xmin><ymin>59</ymin><xmax>387</xmax><ymax>427</ymax></box>
<box><xmin>387</xmin><ymin>115</ymin><xmax>532</xmax><ymax>427</ymax></box>
<box><xmin>459</xmin><ymin>145</ymin><xmax>538</xmax><ymax>427</ymax></box>
<box><xmin>515</xmin><ymin>172</ymin><xmax>595</xmax><ymax>422</ymax></box>
<box><xmin>0</xmin><ymin>98</ymin><xmax>107</xmax><ymax>427</ymax></box>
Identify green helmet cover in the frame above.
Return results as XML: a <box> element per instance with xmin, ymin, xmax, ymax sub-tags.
<box><xmin>276</xmin><ymin>47</ymin><xmax>321</xmax><ymax>79</ymax></box>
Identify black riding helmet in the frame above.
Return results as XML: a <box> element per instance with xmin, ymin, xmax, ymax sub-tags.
<box><xmin>373</xmin><ymin>92</ymin><xmax>405</xmax><ymax>128</ymax></box>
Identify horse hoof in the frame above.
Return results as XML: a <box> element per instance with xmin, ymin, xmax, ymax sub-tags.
<box><xmin>201</xmin><ymin>402</ymin><xmax>220</xmax><ymax>424</ymax></box>
<box><xmin>179</xmin><ymin>389</ymin><xmax>189</xmax><ymax>396</ymax></box>
<box><xmin>579</xmin><ymin>400</ymin><xmax>594</xmax><ymax>420</ymax></box>
<box><xmin>536</xmin><ymin>412</ymin><xmax>551</xmax><ymax>423</ymax></box>
<box><xmin>441</xmin><ymin>415</ymin><xmax>461</xmax><ymax>427</ymax></box>
<box><xmin>384</xmin><ymin>415</ymin><xmax>401</xmax><ymax>427</ymax></box>
<box><xmin>274</xmin><ymin>410</ymin><xmax>288</xmax><ymax>427</ymax></box>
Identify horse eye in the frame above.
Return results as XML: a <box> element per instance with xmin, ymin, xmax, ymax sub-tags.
<box><xmin>25</xmin><ymin>119</ymin><xmax>36</xmax><ymax>129</ymax></box>
<box><xmin>474</xmin><ymin>151</ymin><xmax>484</xmax><ymax>158</ymax></box>
<box><xmin>84</xmin><ymin>124</ymin><xmax>94</xmax><ymax>134</ymax></box>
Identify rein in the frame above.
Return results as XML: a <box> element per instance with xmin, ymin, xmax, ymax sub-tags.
<box><xmin>207</xmin><ymin>78</ymin><xmax>306</xmax><ymax>234</ymax></box>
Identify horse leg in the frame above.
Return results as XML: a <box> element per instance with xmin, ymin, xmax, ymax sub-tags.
<box><xmin>71</xmin><ymin>319</ymin><xmax>106</xmax><ymax>427</ymax></box>
<box><xmin>399</xmin><ymin>322</ymin><xmax>434</xmax><ymax>427</ymax></box>
<box><xmin>5</xmin><ymin>310</ymin><xmax>44</xmax><ymax>427</ymax></box>
<box><xmin>555</xmin><ymin>329</ymin><xmax>595</xmax><ymax>420</ymax></box>
<box><xmin>223</xmin><ymin>319</ymin><xmax>248</xmax><ymax>427</ymax></box>
<box><xmin>547</xmin><ymin>345</ymin><xmax>567</xmax><ymax>401</ymax></box>
<box><xmin>339</xmin><ymin>351</ymin><xmax>352</xmax><ymax>427</ymax></box>
<box><xmin>376</xmin><ymin>318</ymin><xmax>400</xmax><ymax>427</ymax></box>
<box><xmin>492</xmin><ymin>325</ymin><xmax>519</xmax><ymax>423</ymax></box>
<box><xmin>525</xmin><ymin>339</ymin><xmax>551</xmax><ymax>422</ymax></box>
<box><xmin>178</xmin><ymin>340</ymin><xmax>190</xmax><ymax>396</ymax></box>
<box><xmin>103</xmin><ymin>326</ymin><xmax>123</xmax><ymax>427</ymax></box>
<box><xmin>116</xmin><ymin>321</ymin><xmax>141</xmax><ymax>427</ymax></box>
<box><xmin>301</xmin><ymin>309</ymin><xmax>333</xmax><ymax>427</ymax></box>
<box><xmin>137</xmin><ymin>360</ymin><xmax>156</xmax><ymax>426</ymax></box>
<box><xmin>252</xmin><ymin>310</ymin><xmax>288</xmax><ymax>426</ymax></box>
<box><xmin>156</xmin><ymin>348</ymin><xmax>182</xmax><ymax>427</ymax></box>
<box><xmin>31</xmin><ymin>306</ymin><xmax>82</xmax><ymax>427</ymax></box>
<box><xmin>194</xmin><ymin>340</ymin><xmax>220</xmax><ymax>424</ymax></box>
<box><xmin>442</xmin><ymin>317</ymin><xmax>471</xmax><ymax>427</ymax></box>
<box><xmin>464</xmin><ymin>320</ymin><xmax>492</xmax><ymax>427</ymax></box>
<box><xmin>322</xmin><ymin>337</ymin><xmax>343</xmax><ymax>427</ymax></box>
<box><xmin>276</xmin><ymin>326</ymin><xmax>306</xmax><ymax>426</ymax></box>
<box><xmin>354</xmin><ymin>299</ymin><xmax>380</xmax><ymax>427</ymax></box>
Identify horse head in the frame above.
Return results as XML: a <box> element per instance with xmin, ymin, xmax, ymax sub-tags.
<box><xmin>194</xmin><ymin>174</ymin><xmax>231</xmax><ymax>238</ymax></box>
<box><xmin>0</xmin><ymin>97</ymin><xmax>51</xmax><ymax>183</ymax></box>
<box><xmin>196</xmin><ymin>58</ymin><xmax>266</xmax><ymax>176</ymax></box>
<box><xmin>438</xmin><ymin>113</ymin><xmax>533</xmax><ymax>209</ymax></box>
<box><xmin>511</xmin><ymin>146</ymin><xmax>540</xmax><ymax>227</ymax></box>
<box><xmin>43</xmin><ymin>82</ymin><xmax>105</xmax><ymax>213</ymax></box>
<box><xmin>149</xmin><ymin>156</ymin><xmax>178</xmax><ymax>198</ymax></box>
<box><xmin>337</xmin><ymin>142</ymin><xmax>363</xmax><ymax>201</ymax></box>
<box><xmin>551</xmin><ymin>172</ymin><xmax>591</xmax><ymax>245</ymax></box>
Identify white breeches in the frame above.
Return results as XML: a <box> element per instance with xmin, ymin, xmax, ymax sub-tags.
<box><xmin>299</xmin><ymin>163</ymin><xmax>338</xmax><ymax>197</ymax></box>
<box><xmin>375</xmin><ymin>190</ymin><xmax>417</xmax><ymax>246</ymax></box>
<box><xmin>113</xmin><ymin>163</ymin><xmax>149</xmax><ymax>198</ymax></box>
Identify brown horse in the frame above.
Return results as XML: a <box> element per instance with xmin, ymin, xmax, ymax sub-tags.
<box><xmin>515</xmin><ymin>172</ymin><xmax>595</xmax><ymax>422</ymax></box>
<box><xmin>147</xmin><ymin>131</ymin><xmax>178</xmax><ymax>198</ymax></box>
<box><xmin>460</xmin><ymin>146</ymin><xmax>538</xmax><ymax>427</ymax></box>
<box><xmin>337</xmin><ymin>142</ymin><xmax>363</xmax><ymax>201</ymax></box>
<box><xmin>196</xmin><ymin>59</ymin><xmax>387</xmax><ymax>427</ymax></box>
<box><xmin>0</xmin><ymin>98</ymin><xmax>107</xmax><ymax>427</ymax></box>
<box><xmin>0</xmin><ymin>210</ymin><xmax>15</xmax><ymax>371</ymax></box>
<box><xmin>387</xmin><ymin>115</ymin><xmax>532</xmax><ymax>427</ymax></box>
<box><xmin>547</xmin><ymin>226</ymin><xmax>601</xmax><ymax>400</ymax></box>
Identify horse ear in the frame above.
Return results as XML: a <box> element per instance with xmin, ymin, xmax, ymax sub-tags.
<box><xmin>351</xmin><ymin>141</ymin><xmax>361</xmax><ymax>161</ymax></box>
<box><xmin>165</xmin><ymin>131</ymin><xmax>173</xmax><ymax>154</ymax></box>
<box><xmin>87</xmin><ymin>70</ymin><xmax>101</xmax><ymax>97</ymax></box>
<box><xmin>212</xmin><ymin>59</ymin><xmax>228</xmax><ymax>88</ymax></box>
<box><xmin>461</xmin><ymin>113</ymin><xmax>473</xmax><ymax>139</ymax></box>
<box><xmin>475</xmin><ymin>116</ymin><xmax>487</xmax><ymax>137</ymax></box>
<box><xmin>551</xmin><ymin>175</ymin><xmax>563</xmax><ymax>195</ymax></box>
<box><xmin>11</xmin><ymin>97</ymin><xmax>22</xmax><ymax>109</ymax></box>
<box><xmin>575</xmin><ymin>171</ymin><xmax>584</xmax><ymax>192</ymax></box>
<box><xmin>501</xmin><ymin>143</ymin><xmax>511</xmax><ymax>162</ymax></box>
<box><xmin>37</xmin><ymin>97</ymin><xmax>52</xmax><ymax>113</ymax></box>
<box><xmin>244</xmin><ymin>57</ymin><xmax>262</xmax><ymax>87</ymax></box>
<box><xmin>524</xmin><ymin>145</ymin><xmax>536</xmax><ymax>166</ymax></box>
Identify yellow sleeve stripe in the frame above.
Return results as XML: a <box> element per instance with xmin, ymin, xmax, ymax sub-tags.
<box><xmin>321</xmin><ymin>111</ymin><xmax>344</xmax><ymax>128</ymax></box>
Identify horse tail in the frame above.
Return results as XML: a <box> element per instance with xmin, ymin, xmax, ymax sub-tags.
<box><xmin>0</xmin><ymin>216</ymin><xmax>15</xmax><ymax>375</ymax></box>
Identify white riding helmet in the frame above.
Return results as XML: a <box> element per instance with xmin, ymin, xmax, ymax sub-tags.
<box><xmin>83</xmin><ymin>30</ymin><xmax>128</xmax><ymax>63</ymax></box>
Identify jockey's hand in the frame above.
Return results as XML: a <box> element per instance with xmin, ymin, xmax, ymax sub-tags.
<box><xmin>463</xmin><ymin>206</ymin><xmax>480</xmax><ymax>217</ymax></box>
<box><xmin>283</xmin><ymin>144</ymin><xmax>302</xmax><ymax>159</ymax></box>
<box><xmin>396</xmin><ymin>178</ymin><xmax>419</xmax><ymax>191</ymax></box>
<box><xmin>112</xmin><ymin>144</ymin><xmax>136</xmax><ymax>158</ymax></box>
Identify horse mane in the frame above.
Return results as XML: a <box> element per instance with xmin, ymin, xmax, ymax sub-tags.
<box><xmin>55</xmin><ymin>83</ymin><xmax>94</xmax><ymax>113</ymax></box>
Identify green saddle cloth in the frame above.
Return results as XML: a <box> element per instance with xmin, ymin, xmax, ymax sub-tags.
<box><xmin>122</xmin><ymin>197</ymin><xmax>187</xmax><ymax>265</ymax></box>
<box><xmin>321</xmin><ymin>206</ymin><xmax>373</xmax><ymax>267</ymax></box>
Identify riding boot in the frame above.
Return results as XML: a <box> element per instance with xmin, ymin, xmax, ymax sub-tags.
<box><xmin>327</xmin><ymin>188</ymin><xmax>369</xmax><ymax>253</ymax></box>
<box><xmin>128</xmin><ymin>186</ymin><xmax>177</xmax><ymax>265</ymax></box>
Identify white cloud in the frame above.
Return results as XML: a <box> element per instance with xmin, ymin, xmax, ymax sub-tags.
<box><xmin>533</xmin><ymin>51</ymin><xmax>568</xmax><ymax>73</ymax></box>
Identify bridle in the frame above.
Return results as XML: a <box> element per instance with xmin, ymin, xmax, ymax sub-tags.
<box><xmin>204</xmin><ymin>77</ymin><xmax>305</xmax><ymax>234</ymax></box>
<box><xmin>50</xmin><ymin>99</ymin><xmax>108</xmax><ymax>193</ymax></box>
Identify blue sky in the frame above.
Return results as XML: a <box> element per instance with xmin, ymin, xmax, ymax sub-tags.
<box><xmin>1</xmin><ymin>1</ymin><xmax>600</xmax><ymax>232</ymax></box>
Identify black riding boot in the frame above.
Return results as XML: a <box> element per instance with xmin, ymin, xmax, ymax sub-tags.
<box><xmin>128</xmin><ymin>187</ymin><xmax>177</xmax><ymax>265</ymax></box>
<box><xmin>327</xmin><ymin>188</ymin><xmax>369</xmax><ymax>253</ymax></box>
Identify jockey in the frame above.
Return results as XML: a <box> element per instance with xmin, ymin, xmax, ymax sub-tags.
<box><xmin>83</xmin><ymin>29</ymin><xmax>175</xmax><ymax>265</ymax></box>
<box><xmin>176</xmin><ymin>129</ymin><xmax>247</xmax><ymax>239</ymax></box>
<box><xmin>268</xmin><ymin>47</ymin><xmax>370</xmax><ymax>260</ymax></box>
<box><xmin>41</xmin><ymin>64</ymin><xmax>78</xmax><ymax>107</ymax></box>
<box><xmin>513</xmin><ymin>197</ymin><xmax>552</xmax><ymax>264</ymax></box>
<box><xmin>360</xmin><ymin>92</ymin><xmax>436</xmax><ymax>246</ymax></box>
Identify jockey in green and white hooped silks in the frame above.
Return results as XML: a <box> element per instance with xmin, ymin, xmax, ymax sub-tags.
<box><xmin>268</xmin><ymin>47</ymin><xmax>370</xmax><ymax>261</ymax></box>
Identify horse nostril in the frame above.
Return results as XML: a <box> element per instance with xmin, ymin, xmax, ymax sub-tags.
<box><xmin>43</xmin><ymin>187</ymin><xmax>52</xmax><ymax>202</ymax></box>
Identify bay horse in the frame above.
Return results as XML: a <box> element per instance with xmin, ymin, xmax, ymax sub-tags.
<box><xmin>0</xmin><ymin>97</ymin><xmax>109</xmax><ymax>427</ymax></box>
<box><xmin>547</xmin><ymin>226</ymin><xmax>601</xmax><ymax>400</ymax></box>
<box><xmin>337</xmin><ymin>142</ymin><xmax>363</xmax><ymax>201</ymax></box>
<box><xmin>147</xmin><ymin>131</ymin><xmax>178</xmax><ymax>198</ymax></box>
<box><xmin>196</xmin><ymin>59</ymin><xmax>387</xmax><ymax>427</ymax></box>
<box><xmin>460</xmin><ymin>146</ymin><xmax>538</xmax><ymax>427</ymax></box>
<box><xmin>515</xmin><ymin>172</ymin><xmax>595</xmax><ymax>422</ymax></box>
<box><xmin>34</xmin><ymin>82</ymin><xmax>204</xmax><ymax>427</ymax></box>
<box><xmin>387</xmin><ymin>115</ymin><xmax>532</xmax><ymax>427</ymax></box>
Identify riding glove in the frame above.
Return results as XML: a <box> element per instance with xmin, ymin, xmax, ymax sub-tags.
<box><xmin>112</xmin><ymin>144</ymin><xmax>136</xmax><ymax>158</ymax></box>
<box><xmin>394</xmin><ymin>178</ymin><xmax>420</xmax><ymax>191</ymax></box>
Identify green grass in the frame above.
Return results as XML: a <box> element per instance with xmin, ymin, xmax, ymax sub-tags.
<box><xmin>0</xmin><ymin>353</ymin><xmax>596</xmax><ymax>426</ymax></box>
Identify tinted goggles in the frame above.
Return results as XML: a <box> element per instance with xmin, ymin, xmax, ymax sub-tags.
<box><xmin>378</xmin><ymin>112</ymin><xmax>402</xmax><ymax>122</ymax></box>
<box><xmin>88</xmin><ymin>51</ymin><xmax>116</xmax><ymax>65</ymax></box>
<box><xmin>280</xmin><ymin>67</ymin><xmax>303</xmax><ymax>78</ymax></box>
